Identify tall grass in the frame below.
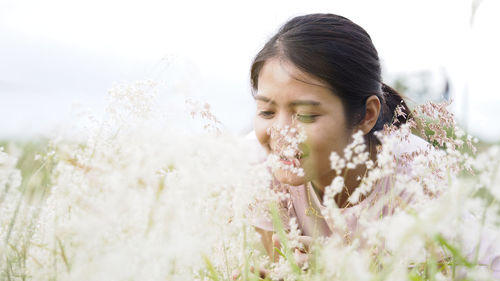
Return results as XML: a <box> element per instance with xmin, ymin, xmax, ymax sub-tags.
<box><xmin>1</xmin><ymin>81</ymin><xmax>499</xmax><ymax>280</ymax></box>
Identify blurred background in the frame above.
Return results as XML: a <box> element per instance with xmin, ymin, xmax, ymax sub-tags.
<box><xmin>1</xmin><ymin>0</ymin><xmax>499</xmax><ymax>142</ymax></box>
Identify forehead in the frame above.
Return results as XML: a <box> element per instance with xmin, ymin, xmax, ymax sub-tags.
<box><xmin>256</xmin><ymin>58</ymin><xmax>337</xmax><ymax>103</ymax></box>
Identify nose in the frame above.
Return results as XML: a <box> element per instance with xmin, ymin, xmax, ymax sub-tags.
<box><xmin>273</xmin><ymin>111</ymin><xmax>295</xmax><ymax>129</ymax></box>
<box><xmin>267</xmin><ymin>111</ymin><xmax>300</xmax><ymax>151</ymax></box>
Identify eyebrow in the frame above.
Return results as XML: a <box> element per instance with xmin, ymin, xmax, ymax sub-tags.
<box><xmin>254</xmin><ymin>95</ymin><xmax>320</xmax><ymax>106</ymax></box>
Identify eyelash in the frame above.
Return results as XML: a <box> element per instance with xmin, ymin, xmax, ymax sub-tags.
<box><xmin>296</xmin><ymin>114</ymin><xmax>319</xmax><ymax>123</ymax></box>
<box><xmin>258</xmin><ymin>111</ymin><xmax>319</xmax><ymax>123</ymax></box>
<box><xmin>258</xmin><ymin>111</ymin><xmax>274</xmax><ymax>119</ymax></box>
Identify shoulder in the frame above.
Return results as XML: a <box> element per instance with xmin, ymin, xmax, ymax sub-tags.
<box><xmin>393</xmin><ymin>133</ymin><xmax>432</xmax><ymax>159</ymax></box>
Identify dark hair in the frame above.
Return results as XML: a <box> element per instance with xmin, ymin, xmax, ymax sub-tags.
<box><xmin>250</xmin><ymin>13</ymin><xmax>409</xmax><ymax>136</ymax></box>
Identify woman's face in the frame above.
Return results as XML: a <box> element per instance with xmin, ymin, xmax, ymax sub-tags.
<box><xmin>254</xmin><ymin>58</ymin><xmax>353</xmax><ymax>188</ymax></box>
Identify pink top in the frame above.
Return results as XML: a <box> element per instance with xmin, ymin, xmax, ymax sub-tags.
<box><xmin>252</xmin><ymin>175</ymin><xmax>392</xmax><ymax>239</ymax></box>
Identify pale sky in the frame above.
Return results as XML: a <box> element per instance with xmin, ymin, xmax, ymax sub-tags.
<box><xmin>1</xmin><ymin>0</ymin><xmax>499</xmax><ymax>141</ymax></box>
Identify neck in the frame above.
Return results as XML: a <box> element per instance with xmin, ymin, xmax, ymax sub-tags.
<box><xmin>312</xmin><ymin>139</ymin><xmax>377</xmax><ymax>207</ymax></box>
<box><xmin>311</xmin><ymin>167</ymin><xmax>365</xmax><ymax>208</ymax></box>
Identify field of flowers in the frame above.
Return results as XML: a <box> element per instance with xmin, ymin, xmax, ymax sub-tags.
<box><xmin>1</xmin><ymin>80</ymin><xmax>499</xmax><ymax>280</ymax></box>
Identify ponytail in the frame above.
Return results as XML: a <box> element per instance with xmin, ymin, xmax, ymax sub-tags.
<box><xmin>373</xmin><ymin>83</ymin><xmax>410</xmax><ymax>131</ymax></box>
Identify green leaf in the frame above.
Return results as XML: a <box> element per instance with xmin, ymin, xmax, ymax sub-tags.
<box><xmin>434</xmin><ymin>234</ymin><xmax>474</xmax><ymax>268</ymax></box>
<box><xmin>269</xmin><ymin>202</ymin><xmax>303</xmax><ymax>279</ymax></box>
<box><xmin>203</xmin><ymin>255</ymin><xmax>220</xmax><ymax>281</ymax></box>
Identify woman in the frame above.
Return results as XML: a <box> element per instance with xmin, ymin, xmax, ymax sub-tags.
<box><xmin>249</xmin><ymin>12</ymin><xmax>416</xmax><ymax>264</ymax></box>
<box><xmin>246</xmin><ymin>13</ymin><xmax>500</xmax><ymax>279</ymax></box>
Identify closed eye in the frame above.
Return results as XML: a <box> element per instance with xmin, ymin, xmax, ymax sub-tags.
<box><xmin>296</xmin><ymin>114</ymin><xmax>319</xmax><ymax>123</ymax></box>
<box><xmin>258</xmin><ymin>111</ymin><xmax>275</xmax><ymax>119</ymax></box>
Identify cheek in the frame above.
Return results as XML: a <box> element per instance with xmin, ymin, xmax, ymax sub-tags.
<box><xmin>305</xmin><ymin>126</ymin><xmax>349</xmax><ymax>166</ymax></box>
<box><xmin>253</xmin><ymin>117</ymin><xmax>269</xmax><ymax>148</ymax></box>
<box><xmin>308</xmin><ymin>139</ymin><xmax>333</xmax><ymax>169</ymax></box>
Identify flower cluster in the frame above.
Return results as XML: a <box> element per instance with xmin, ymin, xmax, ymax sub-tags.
<box><xmin>265</xmin><ymin>124</ymin><xmax>307</xmax><ymax>177</ymax></box>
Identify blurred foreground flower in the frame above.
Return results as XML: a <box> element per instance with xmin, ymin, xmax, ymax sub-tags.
<box><xmin>1</xmin><ymin>81</ymin><xmax>499</xmax><ymax>280</ymax></box>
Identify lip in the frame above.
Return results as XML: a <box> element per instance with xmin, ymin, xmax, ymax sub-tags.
<box><xmin>279</xmin><ymin>156</ymin><xmax>303</xmax><ymax>167</ymax></box>
<box><xmin>280</xmin><ymin>159</ymin><xmax>295</xmax><ymax>166</ymax></box>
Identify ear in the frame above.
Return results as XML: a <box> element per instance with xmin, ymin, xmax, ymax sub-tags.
<box><xmin>357</xmin><ymin>95</ymin><xmax>381</xmax><ymax>135</ymax></box>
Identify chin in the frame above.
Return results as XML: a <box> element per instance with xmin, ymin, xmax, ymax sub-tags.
<box><xmin>273</xmin><ymin>168</ymin><xmax>307</xmax><ymax>187</ymax></box>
